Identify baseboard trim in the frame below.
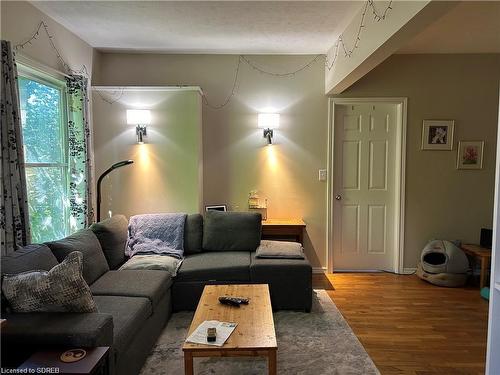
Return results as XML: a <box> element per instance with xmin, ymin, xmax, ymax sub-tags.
<box><xmin>403</xmin><ymin>267</ymin><xmax>417</xmax><ymax>274</ymax></box>
<box><xmin>312</xmin><ymin>267</ymin><xmax>416</xmax><ymax>275</ymax></box>
<box><xmin>313</xmin><ymin>267</ymin><xmax>327</xmax><ymax>274</ymax></box>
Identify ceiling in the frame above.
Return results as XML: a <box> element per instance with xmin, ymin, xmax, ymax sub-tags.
<box><xmin>31</xmin><ymin>1</ymin><xmax>362</xmax><ymax>54</ymax></box>
<box><xmin>398</xmin><ymin>1</ymin><xmax>500</xmax><ymax>54</ymax></box>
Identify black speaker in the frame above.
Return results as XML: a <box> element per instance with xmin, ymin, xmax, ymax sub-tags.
<box><xmin>480</xmin><ymin>228</ymin><xmax>493</xmax><ymax>249</ymax></box>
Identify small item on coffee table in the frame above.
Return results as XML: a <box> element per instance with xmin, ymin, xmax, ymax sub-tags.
<box><xmin>235</xmin><ymin>296</ymin><xmax>249</xmax><ymax>304</ymax></box>
<box><xmin>60</xmin><ymin>349</ymin><xmax>87</xmax><ymax>363</ymax></box>
<box><xmin>219</xmin><ymin>296</ymin><xmax>241</xmax><ymax>307</ymax></box>
<box><xmin>207</xmin><ymin>327</ymin><xmax>217</xmax><ymax>342</ymax></box>
<box><xmin>218</xmin><ymin>296</ymin><xmax>249</xmax><ymax>307</ymax></box>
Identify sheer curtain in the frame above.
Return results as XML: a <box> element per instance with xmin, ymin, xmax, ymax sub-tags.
<box><xmin>0</xmin><ymin>40</ymin><xmax>31</xmax><ymax>254</ymax></box>
<box><xmin>66</xmin><ymin>75</ymin><xmax>94</xmax><ymax>230</ymax></box>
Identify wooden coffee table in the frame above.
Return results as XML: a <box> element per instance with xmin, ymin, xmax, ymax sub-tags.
<box><xmin>182</xmin><ymin>284</ymin><xmax>277</xmax><ymax>375</ymax></box>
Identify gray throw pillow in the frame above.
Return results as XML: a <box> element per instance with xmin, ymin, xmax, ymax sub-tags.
<box><xmin>2</xmin><ymin>252</ymin><xmax>97</xmax><ymax>313</ymax></box>
<box><xmin>46</xmin><ymin>229</ymin><xmax>109</xmax><ymax>285</ymax></box>
<box><xmin>203</xmin><ymin>211</ymin><xmax>262</xmax><ymax>251</ymax></box>
<box><xmin>256</xmin><ymin>240</ymin><xmax>305</xmax><ymax>259</ymax></box>
<box><xmin>184</xmin><ymin>214</ymin><xmax>203</xmax><ymax>254</ymax></box>
<box><xmin>90</xmin><ymin>214</ymin><xmax>128</xmax><ymax>269</ymax></box>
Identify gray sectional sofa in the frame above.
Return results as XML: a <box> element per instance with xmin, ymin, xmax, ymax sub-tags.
<box><xmin>1</xmin><ymin>211</ymin><xmax>312</xmax><ymax>375</ymax></box>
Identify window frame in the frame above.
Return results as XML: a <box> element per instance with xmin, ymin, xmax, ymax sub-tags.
<box><xmin>18</xmin><ymin>64</ymin><xmax>71</xmax><ymax>239</ymax></box>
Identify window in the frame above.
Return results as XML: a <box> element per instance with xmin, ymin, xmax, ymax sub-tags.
<box><xmin>18</xmin><ymin>68</ymin><xmax>69</xmax><ymax>243</ymax></box>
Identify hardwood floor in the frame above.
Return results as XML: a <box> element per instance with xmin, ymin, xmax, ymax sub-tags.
<box><xmin>312</xmin><ymin>273</ymin><xmax>489</xmax><ymax>375</ymax></box>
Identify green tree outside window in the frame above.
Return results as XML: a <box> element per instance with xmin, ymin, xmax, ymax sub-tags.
<box><xmin>19</xmin><ymin>74</ymin><xmax>68</xmax><ymax>243</ymax></box>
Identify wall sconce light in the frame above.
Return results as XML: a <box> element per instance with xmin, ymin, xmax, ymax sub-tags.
<box><xmin>127</xmin><ymin>109</ymin><xmax>151</xmax><ymax>144</ymax></box>
<box><xmin>258</xmin><ymin>113</ymin><xmax>280</xmax><ymax>145</ymax></box>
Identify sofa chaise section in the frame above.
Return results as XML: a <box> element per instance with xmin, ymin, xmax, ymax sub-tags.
<box><xmin>173</xmin><ymin>251</ymin><xmax>251</xmax><ymax>311</ymax></box>
<box><xmin>90</xmin><ymin>269</ymin><xmax>172</xmax><ymax>311</ymax></box>
<box><xmin>250</xmin><ymin>252</ymin><xmax>312</xmax><ymax>311</ymax></box>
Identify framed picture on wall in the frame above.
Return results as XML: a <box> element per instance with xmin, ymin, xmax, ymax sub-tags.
<box><xmin>205</xmin><ymin>205</ymin><xmax>227</xmax><ymax>212</ymax></box>
<box><xmin>421</xmin><ymin>120</ymin><xmax>455</xmax><ymax>150</ymax></box>
<box><xmin>457</xmin><ymin>141</ymin><xmax>484</xmax><ymax>170</ymax></box>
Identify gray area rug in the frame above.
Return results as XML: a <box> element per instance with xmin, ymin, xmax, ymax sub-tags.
<box><xmin>140</xmin><ymin>290</ymin><xmax>380</xmax><ymax>375</ymax></box>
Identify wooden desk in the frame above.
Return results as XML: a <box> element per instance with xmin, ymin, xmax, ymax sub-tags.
<box><xmin>461</xmin><ymin>244</ymin><xmax>492</xmax><ymax>289</ymax></box>
<box><xmin>261</xmin><ymin>219</ymin><xmax>306</xmax><ymax>244</ymax></box>
<box><xmin>183</xmin><ymin>284</ymin><xmax>277</xmax><ymax>375</ymax></box>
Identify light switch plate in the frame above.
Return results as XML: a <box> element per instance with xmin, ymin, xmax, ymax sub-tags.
<box><xmin>319</xmin><ymin>169</ymin><xmax>327</xmax><ymax>181</ymax></box>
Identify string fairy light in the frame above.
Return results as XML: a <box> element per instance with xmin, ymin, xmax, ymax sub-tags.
<box><xmin>202</xmin><ymin>54</ymin><xmax>324</xmax><ymax>109</ymax></box>
<box><xmin>15</xmin><ymin>0</ymin><xmax>392</xmax><ymax>109</ymax></box>
<box><xmin>202</xmin><ymin>56</ymin><xmax>243</xmax><ymax>110</ymax></box>
<box><xmin>241</xmin><ymin>55</ymin><xmax>324</xmax><ymax>78</ymax></box>
<box><xmin>14</xmin><ymin>20</ymin><xmax>89</xmax><ymax>77</ymax></box>
<box><xmin>325</xmin><ymin>0</ymin><xmax>393</xmax><ymax>70</ymax></box>
<box><xmin>95</xmin><ymin>89</ymin><xmax>125</xmax><ymax>105</ymax></box>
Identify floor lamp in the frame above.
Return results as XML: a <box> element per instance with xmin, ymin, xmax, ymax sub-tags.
<box><xmin>96</xmin><ymin>160</ymin><xmax>134</xmax><ymax>222</ymax></box>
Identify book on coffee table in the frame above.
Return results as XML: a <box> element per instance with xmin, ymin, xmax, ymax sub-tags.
<box><xmin>185</xmin><ymin>320</ymin><xmax>237</xmax><ymax>347</ymax></box>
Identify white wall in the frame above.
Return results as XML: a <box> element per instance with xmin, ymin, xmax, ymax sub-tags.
<box><xmin>92</xmin><ymin>88</ymin><xmax>203</xmax><ymax>218</ymax></box>
<box><xmin>95</xmin><ymin>54</ymin><xmax>329</xmax><ymax>268</ymax></box>
<box><xmin>338</xmin><ymin>53</ymin><xmax>500</xmax><ymax>267</ymax></box>
<box><xmin>1</xmin><ymin>1</ymin><xmax>94</xmax><ymax>78</ymax></box>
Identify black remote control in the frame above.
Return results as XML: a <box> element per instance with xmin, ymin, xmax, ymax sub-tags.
<box><xmin>218</xmin><ymin>296</ymin><xmax>241</xmax><ymax>307</ymax></box>
<box><xmin>234</xmin><ymin>297</ymin><xmax>249</xmax><ymax>304</ymax></box>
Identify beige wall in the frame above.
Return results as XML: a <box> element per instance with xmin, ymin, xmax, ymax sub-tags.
<box><xmin>1</xmin><ymin>1</ymin><xmax>94</xmax><ymax>77</ymax></box>
<box><xmin>339</xmin><ymin>54</ymin><xmax>500</xmax><ymax>268</ymax></box>
<box><xmin>95</xmin><ymin>54</ymin><xmax>329</xmax><ymax>268</ymax></box>
<box><xmin>92</xmin><ymin>89</ymin><xmax>203</xmax><ymax>218</ymax></box>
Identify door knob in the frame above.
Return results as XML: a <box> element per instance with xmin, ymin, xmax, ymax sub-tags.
<box><xmin>335</xmin><ymin>194</ymin><xmax>342</xmax><ymax>201</ymax></box>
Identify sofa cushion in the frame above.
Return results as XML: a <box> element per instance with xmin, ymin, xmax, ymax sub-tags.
<box><xmin>93</xmin><ymin>295</ymin><xmax>152</xmax><ymax>355</ymax></box>
<box><xmin>202</xmin><ymin>211</ymin><xmax>262</xmax><ymax>252</ymax></box>
<box><xmin>2</xmin><ymin>252</ymin><xmax>97</xmax><ymax>313</ymax></box>
<box><xmin>176</xmin><ymin>252</ymin><xmax>251</xmax><ymax>282</ymax></box>
<box><xmin>90</xmin><ymin>270</ymin><xmax>172</xmax><ymax>310</ymax></box>
<box><xmin>1</xmin><ymin>244</ymin><xmax>58</xmax><ymax>275</ymax></box>
<box><xmin>2</xmin><ymin>312</ymin><xmax>113</xmax><ymax>347</ymax></box>
<box><xmin>1</xmin><ymin>244</ymin><xmax>60</xmax><ymax>313</ymax></box>
<box><xmin>184</xmin><ymin>214</ymin><xmax>203</xmax><ymax>254</ymax></box>
<box><xmin>250</xmin><ymin>252</ymin><xmax>312</xmax><ymax>311</ymax></box>
<box><xmin>256</xmin><ymin>240</ymin><xmax>305</xmax><ymax>259</ymax></box>
<box><xmin>119</xmin><ymin>255</ymin><xmax>182</xmax><ymax>277</ymax></box>
<box><xmin>250</xmin><ymin>251</ymin><xmax>311</xmax><ymax>274</ymax></box>
<box><xmin>90</xmin><ymin>215</ymin><xmax>128</xmax><ymax>269</ymax></box>
<box><xmin>46</xmin><ymin>229</ymin><xmax>109</xmax><ymax>285</ymax></box>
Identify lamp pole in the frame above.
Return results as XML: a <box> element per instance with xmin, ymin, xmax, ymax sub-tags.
<box><xmin>96</xmin><ymin>160</ymin><xmax>134</xmax><ymax>222</ymax></box>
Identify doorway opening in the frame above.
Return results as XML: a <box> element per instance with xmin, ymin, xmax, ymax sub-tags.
<box><xmin>327</xmin><ymin>98</ymin><xmax>407</xmax><ymax>273</ymax></box>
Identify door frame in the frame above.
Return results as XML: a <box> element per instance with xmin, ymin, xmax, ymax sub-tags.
<box><xmin>326</xmin><ymin>97</ymin><xmax>408</xmax><ymax>273</ymax></box>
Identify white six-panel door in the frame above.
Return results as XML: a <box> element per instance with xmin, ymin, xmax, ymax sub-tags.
<box><xmin>333</xmin><ymin>103</ymin><xmax>398</xmax><ymax>271</ymax></box>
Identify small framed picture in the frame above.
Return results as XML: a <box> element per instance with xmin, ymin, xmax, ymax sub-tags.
<box><xmin>205</xmin><ymin>205</ymin><xmax>227</xmax><ymax>212</ymax></box>
<box><xmin>457</xmin><ymin>141</ymin><xmax>484</xmax><ymax>170</ymax></box>
<box><xmin>421</xmin><ymin>120</ymin><xmax>455</xmax><ymax>150</ymax></box>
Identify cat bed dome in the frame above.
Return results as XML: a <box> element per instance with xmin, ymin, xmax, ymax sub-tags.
<box><xmin>416</xmin><ymin>240</ymin><xmax>469</xmax><ymax>287</ymax></box>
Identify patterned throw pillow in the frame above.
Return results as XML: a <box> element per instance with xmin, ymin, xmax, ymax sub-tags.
<box><xmin>2</xmin><ymin>251</ymin><xmax>97</xmax><ymax>313</ymax></box>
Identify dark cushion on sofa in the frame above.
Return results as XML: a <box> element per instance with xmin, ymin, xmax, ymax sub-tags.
<box><xmin>90</xmin><ymin>270</ymin><xmax>172</xmax><ymax>310</ymax></box>
<box><xmin>46</xmin><ymin>229</ymin><xmax>109</xmax><ymax>285</ymax></box>
<box><xmin>1</xmin><ymin>245</ymin><xmax>59</xmax><ymax>313</ymax></box>
<box><xmin>250</xmin><ymin>252</ymin><xmax>312</xmax><ymax>311</ymax></box>
<box><xmin>2</xmin><ymin>252</ymin><xmax>97</xmax><ymax>313</ymax></box>
<box><xmin>1</xmin><ymin>312</ymin><xmax>113</xmax><ymax>347</ymax></box>
<box><xmin>202</xmin><ymin>211</ymin><xmax>262</xmax><ymax>251</ymax></box>
<box><xmin>94</xmin><ymin>295</ymin><xmax>152</xmax><ymax>355</ymax></box>
<box><xmin>184</xmin><ymin>214</ymin><xmax>203</xmax><ymax>254</ymax></box>
<box><xmin>90</xmin><ymin>215</ymin><xmax>128</xmax><ymax>269</ymax></box>
<box><xmin>176</xmin><ymin>252</ymin><xmax>251</xmax><ymax>282</ymax></box>
<box><xmin>1</xmin><ymin>244</ymin><xmax>58</xmax><ymax>275</ymax></box>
